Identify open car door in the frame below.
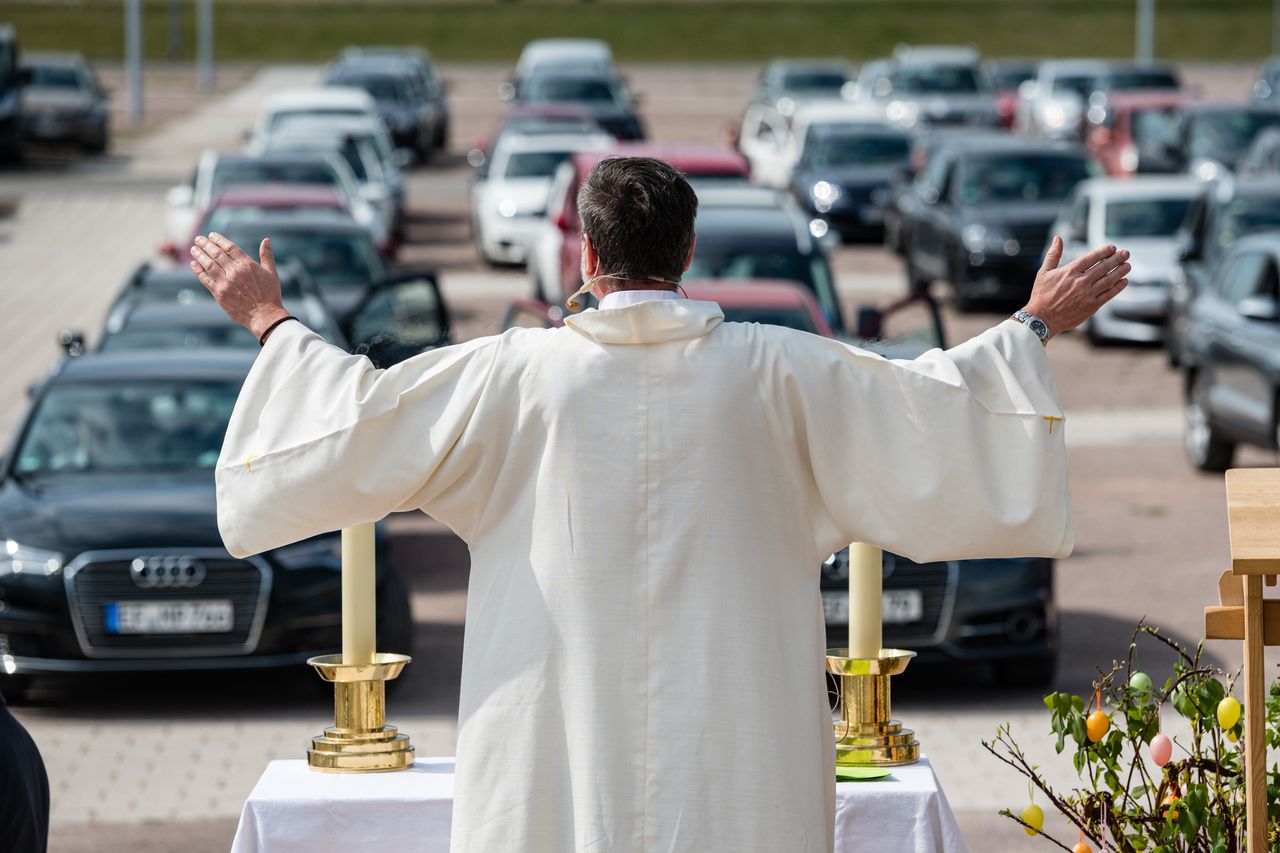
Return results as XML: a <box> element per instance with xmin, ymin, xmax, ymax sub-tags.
<box><xmin>344</xmin><ymin>269</ymin><xmax>451</xmax><ymax>368</ymax></box>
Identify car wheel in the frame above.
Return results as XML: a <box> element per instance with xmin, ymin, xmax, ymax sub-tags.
<box><xmin>83</xmin><ymin>129</ymin><xmax>109</xmax><ymax>155</ymax></box>
<box><xmin>1084</xmin><ymin>317</ymin><xmax>1103</xmax><ymax>347</ymax></box>
<box><xmin>993</xmin><ymin>654</ymin><xmax>1056</xmax><ymax>689</ymax></box>
<box><xmin>1185</xmin><ymin>372</ymin><xmax>1235</xmax><ymax>472</ymax></box>
<box><xmin>0</xmin><ymin>674</ymin><xmax>33</xmax><ymax>704</ymax></box>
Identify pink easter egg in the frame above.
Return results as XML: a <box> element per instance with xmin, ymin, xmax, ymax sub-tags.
<box><xmin>1150</xmin><ymin>733</ymin><xmax>1172</xmax><ymax>767</ymax></box>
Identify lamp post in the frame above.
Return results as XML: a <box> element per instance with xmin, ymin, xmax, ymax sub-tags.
<box><xmin>1136</xmin><ymin>0</ymin><xmax>1156</xmax><ymax>65</ymax></box>
<box><xmin>196</xmin><ymin>0</ymin><xmax>214</xmax><ymax>92</ymax></box>
<box><xmin>125</xmin><ymin>0</ymin><xmax>143</xmax><ymax>126</ymax></box>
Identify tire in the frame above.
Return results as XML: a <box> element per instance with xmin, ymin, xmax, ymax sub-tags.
<box><xmin>377</xmin><ymin>564</ymin><xmax>415</xmax><ymax>658</ymax></box>
<box><xmin>1084</xmin><ymin>318</ymin><xmax>1104</xmax><ymax>347</ymax></box>
<box><xmin>994</xmin><ymin>654</ymin><xmax>1057</xmax><ymax>689</ymax></box>
<box><xmin>83</xmin><ymin>129</ymin><xmax>108</xmax><ymax>155</ymax></box>
<box><xmin>1184</xmin><ymin>372</ymin><xmax>1235</xmax><ymax>472</ymax></box>
<box><xmin>0</xmin><ymin>674</ymin><xmax>33</xmax><ymax>704</ymax></box>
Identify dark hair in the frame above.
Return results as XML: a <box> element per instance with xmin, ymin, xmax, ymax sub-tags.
<box><xmin>577</xmin><ymin>156</ymin><xmax>698</xmax><ymax>285</ymax></box>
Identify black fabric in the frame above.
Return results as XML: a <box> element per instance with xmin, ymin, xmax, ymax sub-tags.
<box><xmin>0</xmin><ymin>690</ymin><xmax>50</xmax><ymax>853</ymax></box>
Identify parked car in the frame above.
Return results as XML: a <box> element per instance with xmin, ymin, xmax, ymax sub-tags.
<box><xmin>901</xmin><ymin>134</ymin><xmax>1095</xmax><ymax>308</ymax></box>
<box><xmin>94</xmin><ymin>301</ymin><xmax>346</xmax><ymax>353</ymax></box>
<box><xmin>1167</xmin><ymin>177</ymin><xmax>1280</xmax><ymax>366</ymax></box>
<box><xmin>508</xmin><ymin>39</ymin><xmax>615</xmax><ymax>96</ymax></box>
<box><xmin>1170</xmin><ymin>103</ymin><xmax>1280</xmax><ymax>180</ymax></box>
<box><xmin>1252</xmin><ymin>56</ymin><xmax>1280</xmax><ymax>104</ymax></box>
<box><xmin>1015</xmin><ymin>59</ymin><xmax>1108</xmax><ymax>140</ymax></box>
<box><xmin>853</xmin><ymin>45</ymin><xmax>1000</xmax><ymax>130</ymax></box>
<box><xmin>514</xmin><ymin>71</ymin><xmax>644</xmax><ymax>141</ymax></box>
<box><xmin>1083</xmin><ymin>90</ymin><xmax>1200</xmax><ymax>177</ymax></box>
<box><xmin>1181</xmin><ymin>232</ymin><xmax>1280</xmax><ymax>471</ymax></box>
<box><xmin>0</xmin><ymin>25</ymin><xmax>22</xmax><ymax>161</ymax></box>
<box><xmin>788</xmin><ymin>121</ymin><xmax>911</xmax><ymax>242</ymax></box>
<box><xmin>471</xmin><ymin>131</ymin><xmax>612</xmax><ymax>266</ymax></box>
<box><xmin>527</xmin><ymin>144</ymin><xmax>751</xmax><ymax>304</ymax></box>
<box><xmin>986</xmin><ymin>60</ymin><xmax>1037</xmax><ymax>130</ymax></box>
<box><xmin>468</xmin><ymin>102</ymin><xmax>605</xmax><ymax>174</ymax></box>
<box><xmin>18</xmin><ymin>51</ymin><xmax>108</xmax><ymax>153</ymax></box>
<box><xmin>324</xmin><ymin>55</ymin><xmax>439</xmax><ymax>161</ymax></box>
<box><xmin>164</xmin><ymin>151</ymin><xmax>391</xmax><ymax>255</ymax></box>
<box><xmin>739</xmin><ymin>98</ymin><xmax>887</xmax><ymax>188</ymax></box>
<box><xmin>0</xmin><ymin>350</ymin><xmax>413</xmax><ymax>701</ymax></box>
<box><xmin>333</xmin><ymin>46</ymin><xmax>449</xmax><ymax>158</ymax></box>
<box><xmin>160</xmin><ymin>184</ymin><xmax>352</xmax><ymax>262</ymax></box>
<box><xmin>750</xmin><ymin>59</ymin><xmax>858</xmax><ymax>116</ymax></box>
<box><xmin>1049</xmin><ymin>176</ymin><xmax>1200</xmax><ymax>343</ymax></box>
<box><xmin>249</xmin><ymin>87</ymin><xmax>379</xmax><ymax>147</ymax></box>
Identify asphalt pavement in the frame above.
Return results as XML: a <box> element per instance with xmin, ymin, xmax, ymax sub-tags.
<box><xmin>0</xmin><ymin>61</ymin><xmax>1275</xmax><ymax>852</ymax></box>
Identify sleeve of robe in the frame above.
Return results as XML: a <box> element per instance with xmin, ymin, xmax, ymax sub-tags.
<box><xmin>792</xmin><ymin>318</ymin><xmax>1073</xmax><ymax>563</ymax></box>
<box><xmin>214</xmin><ymin>321</ymin><xmax>505</xmax><ymax>558</ymax></box>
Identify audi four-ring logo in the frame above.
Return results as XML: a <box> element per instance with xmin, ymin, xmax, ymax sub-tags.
<box><xmin>130</xmin><ymin>556</ymin><xmax>207</xmax><ymax>589</ymax></box>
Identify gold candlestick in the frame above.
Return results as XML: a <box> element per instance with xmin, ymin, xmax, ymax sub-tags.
<box><xmin>307</xmin><ymin>652</ymin><xmax>415</xmax><ymax>772</ymax></box>
<box><xmin>827</xmin><ymin>648</ymin><xmax>920</xmax><ymax>766</ymax></box>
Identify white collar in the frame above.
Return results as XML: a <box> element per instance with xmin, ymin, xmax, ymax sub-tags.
<box><xmin>598</xmin><ymin>289</ymin><xmax>683</xmax><ymax>311</ymax></box>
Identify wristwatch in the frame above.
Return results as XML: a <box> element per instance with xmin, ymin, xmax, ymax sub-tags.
<box><xmin>1012</xmin><ymin>310</ymin><xmax>1050</xmax><ymax>346</ymax></box>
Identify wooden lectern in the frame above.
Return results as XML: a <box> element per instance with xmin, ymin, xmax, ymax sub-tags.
<box><xmin>1203</xmin><ymin>468</ymin><xmax>1280</xmax><ymax>852</ymax></box>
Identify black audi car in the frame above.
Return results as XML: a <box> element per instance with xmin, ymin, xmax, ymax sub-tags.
<box><xmin>901</xmin><ymin>134</ymin><xmax>1094</xmax><ymax>308</ymax></box>
<box><xmin>0</xmin><ymin>351</ymin><xmax>413</xmax><ymax>702</ymax></box>
<box><xmin>789</xmin><ymin>122</ymin><xmax>911</xmax><ymax>242</ymax></box>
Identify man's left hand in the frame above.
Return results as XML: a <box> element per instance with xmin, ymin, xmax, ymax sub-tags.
<box><xmin>189</xmin><ymin>233</ymin><xmax>290</xmax><ymax>340</ymax></box>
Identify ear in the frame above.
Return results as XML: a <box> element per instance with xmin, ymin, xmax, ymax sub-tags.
<box><xmin>582</xmin><ymin>233</ymin><xmax>599</xmax><ymax>277</ymax></box>
<box><xmin>684</xmin><ymin>235</ymin><xmax>697</xmax><ymax>273</ymax></box>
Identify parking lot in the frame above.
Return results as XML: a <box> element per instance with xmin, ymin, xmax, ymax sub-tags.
<box><xmin>2</xmin><ymin>60</ymin><xmax>1278</xmax><ymax>851</ymax></box>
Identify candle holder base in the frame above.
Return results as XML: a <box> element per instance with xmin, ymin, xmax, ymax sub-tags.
<box><xmin>306</xmin><ymin>653</ymin><xmax>415</xmax><ymax>773</ymax></box>
<box><xmin>827</xmin><ymin>649</ymin><xmax>921</xmax><ymax>768</ymax></box>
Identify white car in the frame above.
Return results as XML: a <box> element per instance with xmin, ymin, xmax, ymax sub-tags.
<box><xmin>738</xmin><ymin>98</ymin><xmax>886</xmax><ymax>188</ymax></box>
<box><xmin>1014</xmin><ymin>60</ymin><xmax>1106</xmax><ymax>140</ymax></box>
<box><xmin>164</xmin><ymin>150</ymin><xmax>392</xmax><ymax>254</ymax></box>
<box><xmin>250</xmin><ymin>87</ymin><xmax>379</xmax><ymax>147</ymax></box>
<box><xmin>1050</xmin><ymin>175</ymin><xmax>1201</xmax><ymax>343</ymax></box>
<box><xmin>515</xmin><ymin>39</ymin><xmax>614</xmax><ymax>81</ymax></box>
<box><xmin>471</xmin><ymin>132</ymin><xmax>612</xmax><ymax>266</ymax></box>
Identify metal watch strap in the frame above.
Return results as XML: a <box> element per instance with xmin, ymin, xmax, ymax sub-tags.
<box><xmin>1012</xmin><ymin>310</ymin><xmax>1050</xmax><ymax>346</ymax></box>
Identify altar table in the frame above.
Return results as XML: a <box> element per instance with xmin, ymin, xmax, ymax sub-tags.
<box><xmin>229</xmin><ymin>756</ymin><xmax>968</xmax><ymax>853</ymax></box>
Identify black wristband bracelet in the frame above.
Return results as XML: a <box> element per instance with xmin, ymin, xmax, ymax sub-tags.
<box><xmin>258</xmin><ymin>315</ymin><xmax>298</xmax><ymax>347</ymax></box>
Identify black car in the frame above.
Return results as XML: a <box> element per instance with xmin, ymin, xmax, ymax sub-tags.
<box><xmin>901</xmin><ymin>134</ymin><xmax>1094</xmax><ymax>308</ymax></box>
<box><xmin>1252</xmin><ymin>56</ymin><xmax>1280</xmax><ymax>104</ymax></box>
<box><xmin>515</xmin><ymin>72</ymin><xmax>645</xmax><ymax>141</ymax></box>
<box><xmin>1169</xmin><ymin>104</ymin><xmax>1280</xmax><ymax>179</ymax></box>
<box><xmin>0</xmin><ymin>351</ymin><xmax>413</xmax><ymax>701</ymax></box>
<box><xmin>751</xmin><ymin>59</ymin><xmax>857</xmax><ymax>112</ymax></box>
<box><xmin>856</xmin><ymin>47</ymin><xmax>1000</xmax><ymax>129</ymax></box>
<box><xmin>0</xmin><ymin>26</ymin><xmax>23</xmax><ymax>161</ymax></box>
<box><xmin>1167</xmin><ymin>177</ymin><xmax>1280</xmax><ymax>366</ymax></box>
<box><xmin>19</xmin><ymin>51</ymin><xmax>108</xmax><ymax>153</ymax></box>
<box><xmin>338</xmin><ymin>46</ymin><xmax>449</xmax><ymax>155</ymax></box>
<box><xmin>325</xmin><ymin>52</ymin><xmax>447</xmax><ymax>162</ymax></box>
<box><xmin>820</xmin><ymin>548</ymin><xmax>1056</xmax><ymax>687</ymax></box>
<box><xmin>789</xmin><ymin>122</ymin><xmax>911</xmax><ymax>242</ymax></box>
<box><xmin>1181</xmin><ymin>232</ymin><xmax>1280</xmax><ymax>471</ymax></box>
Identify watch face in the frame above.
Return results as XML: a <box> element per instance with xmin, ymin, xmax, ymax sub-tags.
<box><xmin>1029</xmin><ymin>319</ymin><xmax>1048</xmax><ymax>338</ymax></box>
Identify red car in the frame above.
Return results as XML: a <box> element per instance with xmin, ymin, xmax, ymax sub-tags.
<box><xmin>504</xmin><ymin>278</ymin><xmax>833</xmax><ymax>338</ymax></box>
<box><xmin>158</xmin><ymin>184</ymin><xmax>352</xmax><ymax>260</ymax></box>
<box><xmin>527</xmin><ymin>144</ymin><xmax>751</xmax><ymax>304</ymax></box>
<box><xmin>1085</xmin><ymin>90</ymin><xmax>1201</xmax><ymax>177</ymax></box>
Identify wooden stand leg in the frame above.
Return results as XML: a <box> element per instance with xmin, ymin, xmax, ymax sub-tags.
<box><xmin>1244</xmin><ymin>574</ymin><xmax>1266</xmax><ymax>853</ymax></box>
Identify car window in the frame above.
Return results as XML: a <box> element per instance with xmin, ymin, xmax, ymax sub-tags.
<box><xmin>889</xmin><ymin>65</ymin><xmax>982</xmax><ymax>95</ymax></box>
<box><xmin>1219</xmin><ymin>251</ymin><xmax>1268</xmax><ymax>303</ymax></box>
<box><xmin>524</xmin><ymin>77</ymin><xmax>624</xmax><ymax>105</ymax></box>
<box><xmin>503</xmin><ymin>150</ymin><xmax>576</xmax><ymax>179</ymax></box>
<box><xmin>223</xmin><ymin>228</ymin><xmax>383</xmax><ymax>288</ymax></box>
<box><xmin>27</xmin><ymin>64</ymin><xmax>85</xmax><ymax>89</ymax></box>
<box><xmin>102</xmin><ymin>326</ymin><xmax>259</xmax><ymax>353</ymax></box>
<box><xmin>1131</xmin><ymin>108</ymin><xmax>1182</xmax><ymax>151</ymax></box>
<box><xmin>959</xmin><ymin>154</ymin><xmax>1089</xmax><ymax>205</ymax></box>
<box><xmin>1068</xmin><ymin>194</ymin><xmax>1090</xmax><ymax>240</ymax></box>
<box><xmin>1104</xmin><ymin>197</ymin><xmax>1194</xmax><ymax>239</ymax></box>
<box><xmin>211</xmin><ymin>160</ymin><xmax>340</xmax><ymax>194</ymax></box>
<box><xmin>15</xmin><ymin>381</ymin><xmax>240</xmax><ymax>476</ymax></box>
<box><xmin>805</xmin><ymin>134</ymin><xmax>911</xmax><ymax>169</ymax></box>
<box><xmin>1217</xmin><ymin>197</ymin><xmax>1280</xmax><ymax>254</ymax></box>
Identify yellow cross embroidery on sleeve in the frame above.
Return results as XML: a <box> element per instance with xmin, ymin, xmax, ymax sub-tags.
<box><xmin>1043</xmin><ymin>416</ymin><xmax>1064</xmax><ymax>435</ymax></box>
<box><xmin>245</xmin><ymin>452</ymin><xmax>257</xmax><ymax>473</ymax></box>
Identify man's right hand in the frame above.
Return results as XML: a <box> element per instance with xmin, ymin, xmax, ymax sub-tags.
<box><xmin>1022</xmin><ymin>236</ymin><xmax>1130</xmax><ymax>341</ymax></box>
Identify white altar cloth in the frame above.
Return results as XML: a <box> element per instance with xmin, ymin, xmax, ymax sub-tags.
<box><xmin>229</xmin><ymin>756</ymin><xmax>968</xmax><ymax>853</ymax></box>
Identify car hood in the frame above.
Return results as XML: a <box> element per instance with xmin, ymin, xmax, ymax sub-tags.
<box><xmin>964</xmin><ymin>203</ymin><xmax>1063</xmax><ymax>229</ymax></box>
<box><xmin>479</xmin><ymin>178</ymin><xmax>552</xmax><ymax>212</ymax></box>
<box><xmin>0</xmin><ymin>475</ymin><xmax>224</xmax><ymax>555</ymax></box>
<box><xmin>24</xmin><ymin>87</ymin><xmax>94</xmax><ymax>112</ymax></box>
<box><xmin>1119</xmin><ymin>238</ymin><xmax>1183</xmax><ymax>279</ymax></box>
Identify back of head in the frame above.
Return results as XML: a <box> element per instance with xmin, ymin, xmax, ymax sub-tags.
<box><xmin>577</xmin><ymin>156</ymin><xmax>698</xmax><ymax>285</ymax></box>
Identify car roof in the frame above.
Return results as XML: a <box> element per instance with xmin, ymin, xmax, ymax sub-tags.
<box><xmin>938</xmin><ymin>134</ymin><xmax>1086</xmax><ymax>156</ymax></box>
<box><xmin>520</xmin><ymin>39</ymin><xmax>612</xmax><ymax>61</ymax></box>
<box><xmin>20</xmin><ymin>51</ymin><xmax>86</xmax><ymax>68</ymax></box>
<box><xmin>494</xmin><ymin>132</ymin><xmax>614</xmax><ymax>154</ymax></box>
<box><xmin>271</xmin><ymin>113</ymin><xmax>387</xmax><ymax>135</ymax></box>
<box><xmin>215</xmin><ymin>151</ymin><xmax>339</xmax><ymax>168</ymax></box>
<box><xmin>503</xmin><ymin>103</ymin><xmax>599</xmax><ymax>121</ymax></box>
<box><xmin>1077</xmin><ymin>175</ymin><xmax>1202</xmax><ymax>200</ymax></box>
<box><xmin>329</xmin><ymin>55</ymin><xmax>419</xmax><ymax>75</ymax></box>
<box><xmin>1101</xmin><ymin>89</ymin><xmax>1201</xmax><ymax>109</ymax></box>
<box><xmin>891</xmin><ymin>44</ymin><xmax>981</xmax><ymax>66</ymax></box>
<box><xmin>118</xmin><ymin>301</ymin><xmax>240</xmax><ymax>329</ymax></box>
<box><xmin>1212</xmin><ymin>174</ymin><xmax>1280</xmax><ymax>201</ymax></box>
<box><xmin>262</xmin><ymin>87</ymin><xmax>376</xmax><ymax>111</ymax></box>
<box><xmin>694</xmin><ymin>197</ymin><xmax>805</xmax><ymax>241</ymax></box>
<box><xmin>573</xmin><ymin>144</ymin><xmax>749</xmax><ymax>176</ymax></box>
<box><xmin>51</xmin><ymin>350</ymin><xmax>256</xmax><ymax>384</ymax></box>
<box><xmin>209</xmin><ymin>184</ymin><xmax>347</xmax><ymax>207</ymax></box>
<box><xmin>215</xmin><ymin>211</ymin><xmax>371</xmax><ymax>235</ymax></box>
<box><xmin>793</xmin><ymin>99</ymin><xmax>889</xmax><ymax>126</ymax></box>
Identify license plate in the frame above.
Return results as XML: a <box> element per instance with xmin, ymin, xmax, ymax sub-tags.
<box><xmin>105</xmin><ymin>600</ymin><xmax>234</xmax><ymax>635</ymax></box>
<box><xmin>822</xmin><ymin>590</ymin><xmax>924</xmax><ymax>625</ymax></box>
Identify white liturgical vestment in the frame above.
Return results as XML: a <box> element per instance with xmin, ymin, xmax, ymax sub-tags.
<box><xmin>216</xmin><ymin>299</ymin><xmax>1072</xmax><ymax>853</ymax></box>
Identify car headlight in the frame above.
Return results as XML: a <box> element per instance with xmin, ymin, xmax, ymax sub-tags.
<box><xmin>885</xmin><ymin>100</ymin><xmax>919</xmax><ymax>127</ymax></box>
<box><xmin>1043</xmin><ymin>102</ymin><xmax>1069</xmax><ymax>129</ymax></box>
<box><xmin>811</xmin><ymin>180</ymin><xmax>841</xmax><ymax>212</ymax></box>
<box><xmin>1193</xmin><ymin>159</ymin><xmax>1222</xmax><ymax>182</ymax></box>
<box><xmin>273</xmin><ymin>536</ymin><xmax>342</xmax><ymax>570</ymax></box>
<box><xmin>962</xmin><ymin>224</ymin><xmax>1020</xmax><ymax>256</ymax></box>
<box><xmin>0</xmin><ymin>541</ymin><xmax>63</xmax><ymax>578</ymax></box>
<box><xmin>498</xmin><ymin>198</ymin><xmax>519</xmax><ymax>218</ymax></box>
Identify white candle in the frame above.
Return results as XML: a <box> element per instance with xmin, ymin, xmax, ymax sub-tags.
<box><xmin>341</xmin><ymin>523</ymin><xmax>377</xmax><ymax>666</ymax></box>
<box><xmin>847</xmin><ymin>542</ymin><xmax>882</xmax><ymax>660</ymax></box>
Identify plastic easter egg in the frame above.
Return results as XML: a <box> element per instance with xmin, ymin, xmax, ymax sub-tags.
<box><xmin>1021</xmin><ymin>803</ymin><xmax>1044</xmax><ymax>836</ymax></box>
<box><xmin>1150</xmin><ymin>733</ymin><xmax>1173</xmax><ymax>767</ymax></box>
<box><xmin>1087</xmin><ymin>710</ymin><xmax>1110</xmax><ymax>742</ymax></box>
<box><xmin>1228</xmin><ymin>729</ymin><xmax>1239</xmax><ymax>743</ymax></box>
<box><xmin>1072</xmin><ymin>843</ymin><xmax>1094</xmax><ymax>853</ymax></box>
<box><xmin>1162</xmin><ymin>794</ymin><xmax>1180</xmax><ymax>820</ymax></box>
<box><xmin>1129</xmin><ymin>671</ymin><xmax>1153</xmax><ymax>700</ymax></box>
<box><xmin>1217</xmin><ymin>696</ymin><xmax>1242</xmax><ymax>730</ymax></box>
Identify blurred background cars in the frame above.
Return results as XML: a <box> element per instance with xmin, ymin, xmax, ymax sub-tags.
<box><xmin>1171</xmin><ymin>102</ymin><xmax>1280</xmax><ymax>180</ymax></box>
<box><xmin>1050</xmin><ymin>176</ymin><xmax>1199</xmax><ymax>344</ymax></box>
<box><xmin>513</xmin><ymin>69</ymin><xmax>644</xmax><ymax>141</ymax></box>
<box><xmin>1083</xmin><ymin>90</ymin><xmax>1200</xmax><ymax>177</ymax></box>
<box><xmin>18</xmin><ymin>51</ymin><xmax>107</xmax><ymax>154</ymax></box>
<box><xmin>249</xmin><ymin>86</ymin><xmax>378</xmax><ymax>148</ymax></box>
<box><xmin>750</xmin><ymin>58</ymin><xmax>858</xmax><ymax>117</ymax></box>
<box><xmin>323</xmin><ymin>52</ymin><xmax>444</xmax><ymax>163</ymax></box>
<box><xmin>0</xmin><ymin>24</ymin><xmax>23</xmax><ymax>161</ymax></box>
<box><xmin>788</xmin><ymin>121</ymin><xmax>911</xmax><ymax>243</ymax></box>
<box><xmin>854</xmin><ymin>45</ymin><xmax>999</xmax><ymax>130</ymax></box>
<box><xmin>1015</xmin><ymin>59</ymin><xmax>1107</xmax><ymax>140</ymax></box>
<box><xmin>508</xmin><ymin>38</ymin><xmax>615</xmax><ymax>96</ymax></box>
<box><xmin>466</xmin><ymin>102</ymin><xmax>605</xmax><ymax>174</ymax></box>
<box><xmin>986</xmin><ymin>60</ymin><xmax>1037</xmax><ymax>130</ymax></box>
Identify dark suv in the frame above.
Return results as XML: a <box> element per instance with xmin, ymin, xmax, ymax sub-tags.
<box><xmin>901</xmin><ymin>135</ymin><xmax>1094</xmax><ymax>308</ymax></box>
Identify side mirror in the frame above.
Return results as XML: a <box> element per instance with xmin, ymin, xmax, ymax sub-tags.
<box><xmin>498</xmin><ymin>81</ymin><xmax>516</xmax><ymax>102</ymax></box>
<box><xmin>166</xmin><ymin>184</ymin><xmax>194</xmax><ymax>208</ymax></box>
<box><xmin>1239</xmin><ymin>296</ymin><xmax>1280</xmax><ymax>322</ymax></box>
<box><xmin>57</xmin><ymin>329</ymin><xmax>86</xmax><ymax>357</ymax></box>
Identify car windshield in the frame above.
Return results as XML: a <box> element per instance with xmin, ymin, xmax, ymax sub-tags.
<box><xmin>1217</xmin><ymin>197</ymin><xmax>1280</xmax><ymax>249</ymax></box>
<box><xmin>1130</xmin><ymin>108</ymin><xmax>1182</xmax><ymax>149</ymax></box>
<box><xmin>220</xmin><ymin>228</ymin><xmax>383</xmax><ymax>288</ymax></box>
<box><xmin>14</xmin><ymin>381</ymin><xmax>240</xmax><ymax>476</ymax></box>
<box><xmin>340</xmin><ymin>75</ymin><xmax>410</xmax><ymax>103</ymax></box>
<box><xmin>685</xmin><ymin>241</ymin><xmax>839</xmax><ymax>324</ymax></box>
<box><xmin>503</xmin><ymin>149</ymin><xmax>574</xmax><ymax>179</ymax></box>
<box><xmin>27</xmin><ymin>64</ymin><xmax>84</xmax><ymax>89</ymax></box>
<box><xmin>1052</xmin><ymin>75</ymin><xmax>1095</xmax><ymax>98</ymax></box>
<box><xmin>807</xmin><ymin>134</ymin><xmax>910</xmax><ymax>169</ymax></box>
<box><xmin>1100</xmin><ymin>70</ymin><xmax>1179</xmax><ymax>91</ymax></box>
<box><xmin>212</xmin><ymin>160</ymin><xmax>340</xmax><ymax>194</ymax></box>
<box><xmin>205</xmin><ymin>205</ymin><xmax>348</xmax><ymax>233</ymax></box>
<box><xmin>525</xmin><ymin>77</ymin><xmax>624</xmax><ymax>104</ymax></box>
<box><xmin>960</xmin><ymin>154</ymin><xmax>1090</xmax><ymax>205</ymax></box>
<box><xmin>102</xmin><ymin>326</ymin><xmax>258</xmax><ymax>353</ymax></box>
<box><xmin>1189</xmin><ymin>111</ymin><xmax>1280</xmax><ymax>164</ymax></box>
<box><xmin>1104</xmin><ymin>197</ymin><xmax>1194</xmax><ymax>238</ymax></box>
<box><xmin>268</xmin><ymin>108</ymin><xmax>363</xmax><ymax>132</ymax></box>
<box><xmin>890</xmin><ymin>65</ymin><xmax>982</xmax><ymax>95</ymax></box>
<box><xmin>989</xmin><ymin>66</ymin><xmax>1035</xmax><ymax>91</ymax></box>
<box><xmin>782</xmin><ymin>70</ymin><xmax>850</xmax><ymax>93</ymax></box>
<box><xmin>506</xmin><ymin>118</ymin><xmax>599</xmax><ymax>137</ymax></box>
<box><xmin>720</xmin><ymin>305</ymin><xmax>818</xmax><ymax>333</ymax></box>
